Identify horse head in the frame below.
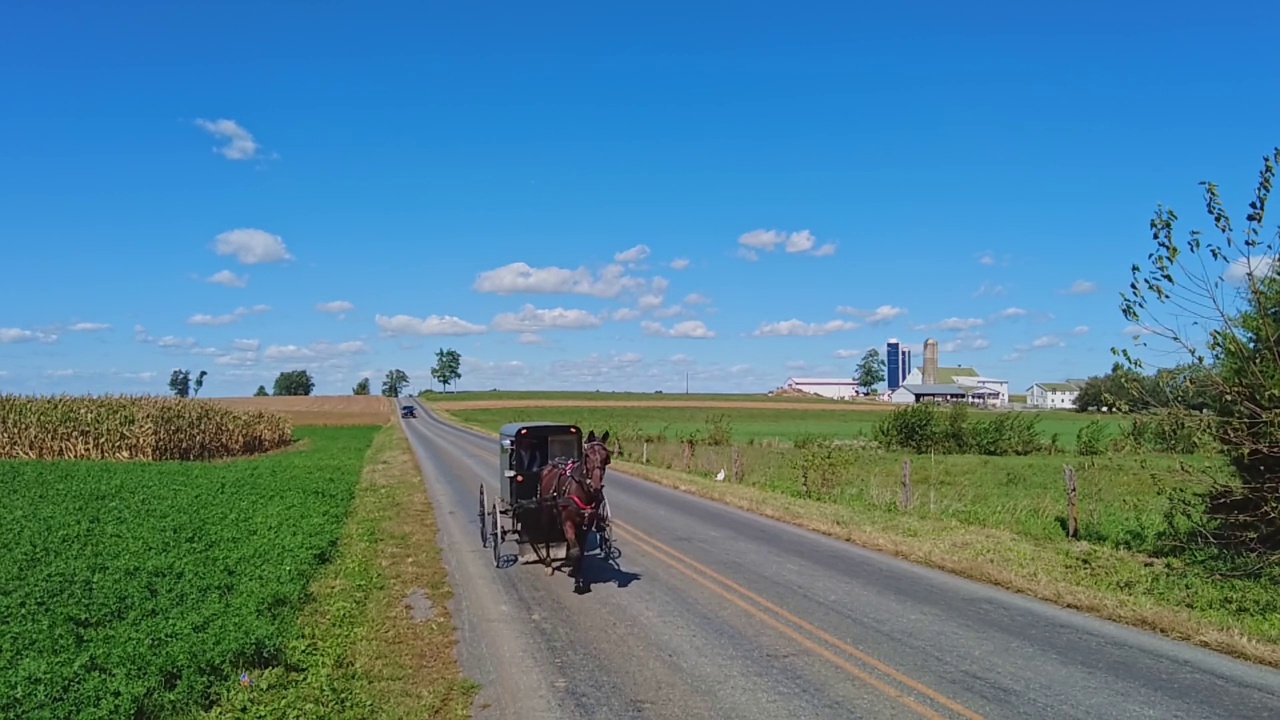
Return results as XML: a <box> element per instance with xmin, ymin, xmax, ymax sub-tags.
<box><xmin>582</xmin><ymin>429</ymin><xmax>612</xmax><ymax>494</ymax></box>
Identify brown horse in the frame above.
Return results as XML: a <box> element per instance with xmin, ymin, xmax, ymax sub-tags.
<box><xmin>537</xmin><ymin>429</ymin><xmax>612</xmax><ymax>593</ymax></box>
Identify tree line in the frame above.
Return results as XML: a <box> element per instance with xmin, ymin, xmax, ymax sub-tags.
<box><xmin>165</xmin><ymin>347</ymin><xmax>467</xmax><ymax>399</ymax></box>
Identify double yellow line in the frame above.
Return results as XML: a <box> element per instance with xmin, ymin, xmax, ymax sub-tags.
<box><xmin>612</xmin><ymin>522</ymin><xmax>983</xmax><ymax>720</ymax></box>
<box><xmin>447</xmin><ymin>422</ymin><xmax>983</xmax><ymax>719</ymax></box>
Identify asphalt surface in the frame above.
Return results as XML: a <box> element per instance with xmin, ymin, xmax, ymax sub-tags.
<box><xmin>400</xmin><ymin>400</ymin><xmax>1280</xmax><ymax>719</ymax></box>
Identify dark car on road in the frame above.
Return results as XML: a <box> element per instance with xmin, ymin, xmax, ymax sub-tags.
<box><xmin>400</xmin><ymin>405</ymin><xmax>416</xmax><ymax>419</ymax></box>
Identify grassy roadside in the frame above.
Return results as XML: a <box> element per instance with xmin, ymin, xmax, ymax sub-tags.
<box><xmin>435</xmin><ymin>409</ymin><xmax>1280</xmax><ymax>670</ymax></box>
<box><xmin>199</xmin><ymin>422</ymin><xmax>478</xmax><ymax>719</ymax></box>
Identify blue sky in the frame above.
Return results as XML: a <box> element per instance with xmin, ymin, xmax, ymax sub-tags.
<box><xmin>2</xmin><ymin>1</ymin><xmax>1278</xmax><ymax>396</ymax></box>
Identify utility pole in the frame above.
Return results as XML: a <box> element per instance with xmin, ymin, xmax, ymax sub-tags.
<box><xmin>686</xmin><ymin>372</ymin><xmax>689</xmax><ymax>394</ymax></box>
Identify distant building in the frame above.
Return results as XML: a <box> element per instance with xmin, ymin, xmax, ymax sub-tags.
<box><xmin>783</xmin><ymin>377</ymin><xmax>861</xmax><ymax>400</ymax></box>
<box><xmin>1027</xmin><ymin>381</ymin><xmax>1084</xmax><ymax>409</ymax></box>
<box><xmin>885</xmin><ymin>338</ymin><xmax>912</xmax><ymax>391</ymax></box>
<box><xmin>900</xmin><ymin>365</ymin><xmax>1008</xmax><ymax>406</ymax></box>
<box><xmin>889</xmin><ymin>383</ymin><xmax>973</xmax><ymax>404</ymax></box>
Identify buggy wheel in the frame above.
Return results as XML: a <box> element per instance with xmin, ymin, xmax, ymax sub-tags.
<box><xmin>490</xmin><ymin>503</ymin><xmax>501</xmax><ymax>567</ymax></box>
<box><xmin>478</xmin><ymin>484</ymin><xmax>488</xmax><ymax>547</ymax></box>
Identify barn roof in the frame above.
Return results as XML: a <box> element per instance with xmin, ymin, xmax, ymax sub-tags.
<box><xmin>897</xmin><ymin>383</ymin><xmax>969</xmax><ymax>396</ymax></box>
<box><xmin>786</xmin><ymin>377</ymin><xmax>858</xmax><ymax>385</ymax></box>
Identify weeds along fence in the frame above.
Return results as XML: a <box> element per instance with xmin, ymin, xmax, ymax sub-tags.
<box><xmin>0</xmin><ymin>394</ymin><xmax>294</xmax><ymax>461</ymax></box>
<box><xmin>588</xmin><ymin>408</ymin><xmax>1221</xmax><ymax>550</ymax></box>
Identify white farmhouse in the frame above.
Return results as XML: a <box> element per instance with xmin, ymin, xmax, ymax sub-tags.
<box><xmin>1026</xmin><ymin>382</ymin><xmax>1081</xmax><ymax>409</ymax></box>
<box><xmin>782</xmin><ymin>377</ymin><xmax>860</xmax><ymax>400</ymax></box>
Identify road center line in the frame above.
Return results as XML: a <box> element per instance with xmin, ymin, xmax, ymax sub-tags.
<box><xmin>616</xmin><ymin>522</ymin><xmax>985</xmax><ymax>720</ymax></box>
<box><xmin>611</xmin><ymin>524</ymin><xmax>947</xmax><ymax>719</ymax></box>
<box><xmin>439</xmin><ymin>421</ymin><xmax>983</xmax><ymax>720</ymax></box>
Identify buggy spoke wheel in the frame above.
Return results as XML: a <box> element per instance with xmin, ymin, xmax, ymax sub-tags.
<box><xmin>490</xmin><ymin>503</ymin><xmax>501</xmax><ymax>567</ymax></box>
<box><xmin>478</xmin><ymin>485</ymin><xmax>486</xmax><ymax>547</ymax></box>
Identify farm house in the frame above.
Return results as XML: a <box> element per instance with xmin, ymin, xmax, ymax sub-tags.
<box><xmin>781</xmin><ymin>377</ymin><xmax>861</xmax><ymax>400</ymax></box>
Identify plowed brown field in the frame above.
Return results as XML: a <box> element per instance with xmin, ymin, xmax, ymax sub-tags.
<box><xmin>429</xmin><ymin>399</ymin><xmax>890</xmax><ymax>411</ymax></box>
<box><xmin>207</xmin><ymin>396</ymin><xmax>396</xmax><ymax>425</ymax></box>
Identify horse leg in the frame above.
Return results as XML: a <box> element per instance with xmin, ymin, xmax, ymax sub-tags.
<box><xmin>562</xmin><ymin>512</ymin><xmax>580</xmax><ymax>576</ymax></box>
<box><xmin>572</xmin><ymin>524</ymin><xmax>589</xmax><ymax>594</ymax></box>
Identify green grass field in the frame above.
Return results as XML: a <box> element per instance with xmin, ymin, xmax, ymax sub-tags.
<box><xmin>447</xmin><ymin>405</ymin><xmax>1122</xmax><ymax>448</ymax></box>
<box><xmin>0</xmin><ymin>426</ymin><xmax>378</xmax><ymax>720</ymax></box>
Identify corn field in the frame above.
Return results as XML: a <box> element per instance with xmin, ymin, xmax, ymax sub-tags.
<box><xmin>0</xmin><ymin>394</ymin><xmax>294</xmax><ymax>461</ymax></box>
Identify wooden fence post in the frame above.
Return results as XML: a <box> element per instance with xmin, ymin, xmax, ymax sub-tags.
<box><xmin>682</xmin><ymin>441</ymin><xmax>692</xmax><ymax>469</ymax></box>
<box><xmin>732</xmin><ymin>446</ymin><xmax>742</xmax><ymax>483</ymax></box>
<box><xmin>1063</xmin><ymin>464</ymin><xmax>1079</xmax><ymax>540</ymax></box>
<box><xmin>900</xmin><ymin>457</ymin><xmax>912</xmax><ymax>510</ymax></box>
<box><xmin>642</xmin><ymin>441</ymin><xmax>648</xmax><ymax>465</ymax></box>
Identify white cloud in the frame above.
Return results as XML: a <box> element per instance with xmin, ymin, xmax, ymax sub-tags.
<box><xmin>1030</xmin><ymin>335</ymin><xmax>1066</xmax><ymax>349</ymax></box>
<box><xmin>263</xmin><ymin>340</ymin><xmax>370</xmax><ymax>361</ymax></box>
<box><xmin>651</xmin><ymin>276</ymin><xmax>670</xmax><ymax>294</ymax></box>
<box><xmin>973</xmin><ymin>281</ymin><xmax>1006</xmax><ymax>297</ymax></box>
<box><xmin>490</xmin><ymin>304</ymin><xmax>603</xmax><ymax>332</ymax></box>
<box><xmin>913</xmin><ymin>317</ymin><xmax>985</xmax><ymax>332</ymax></box>
<box><xmin>231</xmin><ymin>338</ymin><xmax>260</xmax><ymax>351</ymax></box>
<box><xmin>0</xmin><ymin>328</ymin><xmax>58</xmax><ymax>344</ymax></box>
<box><xmin>1002</xmin><ymin>352</ymin><xmax>1023</xmax><ymax>362</ymax></box>
<box><xmin>193</xmin><ymin>118</ymin><xmax>261</xmax><ymax>160</ymax></box>
<box><xmin>994</xmin><ymin>307</ymin><xmax>1027</xmax><ymax>319</ymax></box>
<box><xmin>670</xmin><ymin>258</ymin><xmax>690</xmax><ymax>270</ymax></box>
<box><xmin>652</xmin><ymin>305</ymin><xmax>684</xmax><ymax>318</ymax></box>
<box><xmin>212</xmin><ymin>228</ymin><xmax>292</xmax><ymax>265</ymax></box>
<box><xmin>206</xmin><ymin>269</ymin><xmax>247</xmax><ymax>287</ymax></box>
<box><xmin>611</xmin><ymin>308</ymin><xmax>641</xmax><ymax>321</ymax></box>
<box><xmin>187</xmin><ymin>304</ymin><xmax>270</xmax><ymax>326</ymax></box>
<box><xmin>977</xmin><ymin>252</ymin><xmax>996</xmax><ymax>266</ymax></box>
<box><xmin>751</xmin><ymin>319</ymin><xmax>859</xmax><ymax>337</ymax></box>
<box><xmin>472</xmin><ymin>261</ymin><xmax>645</xmax><ymax>298</ymax></box>
<box><xmin>1072</xmin><ymin>325</ymin><xmax>1090</xmax><ymax>335</ymax></box>
<box><xmin>67</xmin><ymin>322</ymin><xmax>110</xmax><ymax>332</ymax></box>
<box><xmin>215</xmin><ymin>351</ymin><xmax>259</xmax><ymax>367</ymax></box>
<box><xmin>613</xmin><ymin>244</ymin><xmax>651</xmax><ymax>264</ymax></box>
<box><xmin>316</xmin><ymin>300</ymin><xmax>354</xmax><ymax>314</ymax></box>
<box><xmin>833</xmin><ymin>347</ymin><xmax>874</xmax><ymax>359</ymax></box>
<box><xmin>636</xmin><ymin>293</ymin><xmax>664</xmax><ymax>311</ymax></box>
<box><xmin>1223</xmin><ymin>255</ymin><xmax>1277</xmax><ymax>284</ymax></box>
<box><xmin>669</xmin><ymin>353</ymin><xmax>695</xmax><ymax>365</ymax></box>
<box><xmin>939</xmin><ymin>335</ymin><xmax>991</xmax><ymax>352</ymax></box>
<box><xmin>190</xmin><ymin>347</ymin><xmax>224</xmax><ymax>356</ymax></box>
<box><xmin>375</xmin><ymin>313</ymin><xmax>487</xmax><ymax>336</ymax></box>
<box><xmin>736</xmin><ymin>228</ymin><xmax>834</xmax><ymax>258</ymax></box>
<box><xmin>156</xmin><ymin>335</ymin><xmax>198</xmax><ymax>349</ymax></box>
<box><xmin>615</xmin><ymin>352</ymin><xmax>644</xmax><ymax>364</ymax></box>
<box><xmin>683</xmin><ymin>292</ymin><xmax>712</xmax><ymax>305</ymax></box>
<box><xmin>1062</xmin><ymin>279</ymin><xmax>1097</xmax><ymax>295</ymax></box>
<box><xmin>517</xmin><ymin>332</ymin><xmax>545</xmax><ymax>345</ymax></box>
<box><xmin>837</xmin><ymin>305</ymin><xmax>906</xmax><ymax>325</ymax></box>
<box><xmin>641</xmin><ymin>320</ymin><xmax>715</xmax><ymax>338</ymax></box>
<box><xmin>1122</xmin><ymin>323</ymin><xmax>1153</xmax><ymax>336</ymax></box>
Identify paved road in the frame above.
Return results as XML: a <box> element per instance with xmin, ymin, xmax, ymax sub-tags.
<box><xmin>401</xmin><ymin>400</ymin><xmax>1280</xmax><ymax>719</ymax></box>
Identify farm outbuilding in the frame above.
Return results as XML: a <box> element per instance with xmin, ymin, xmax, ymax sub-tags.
<box><xmin>781</xmin><ymin>377</ymin><xmax>861</xmax><ymax>400</ymax></box>
<box><xmin>888</xmin><ymin>383</ymin><xmax>973</xmax><ymax>404</ymax></box>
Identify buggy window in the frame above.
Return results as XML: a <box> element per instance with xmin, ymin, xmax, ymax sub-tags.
<box><xmin>547</xmin><ymin>434</ymin><xmax>579</xmax><ymax>463</ymax></box>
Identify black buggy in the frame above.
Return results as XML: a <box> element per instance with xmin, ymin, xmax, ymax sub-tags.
<box><xmin>478</xmin><ymin>421</ymin><xmax>615</xmax><ymax>568</ymax></box>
